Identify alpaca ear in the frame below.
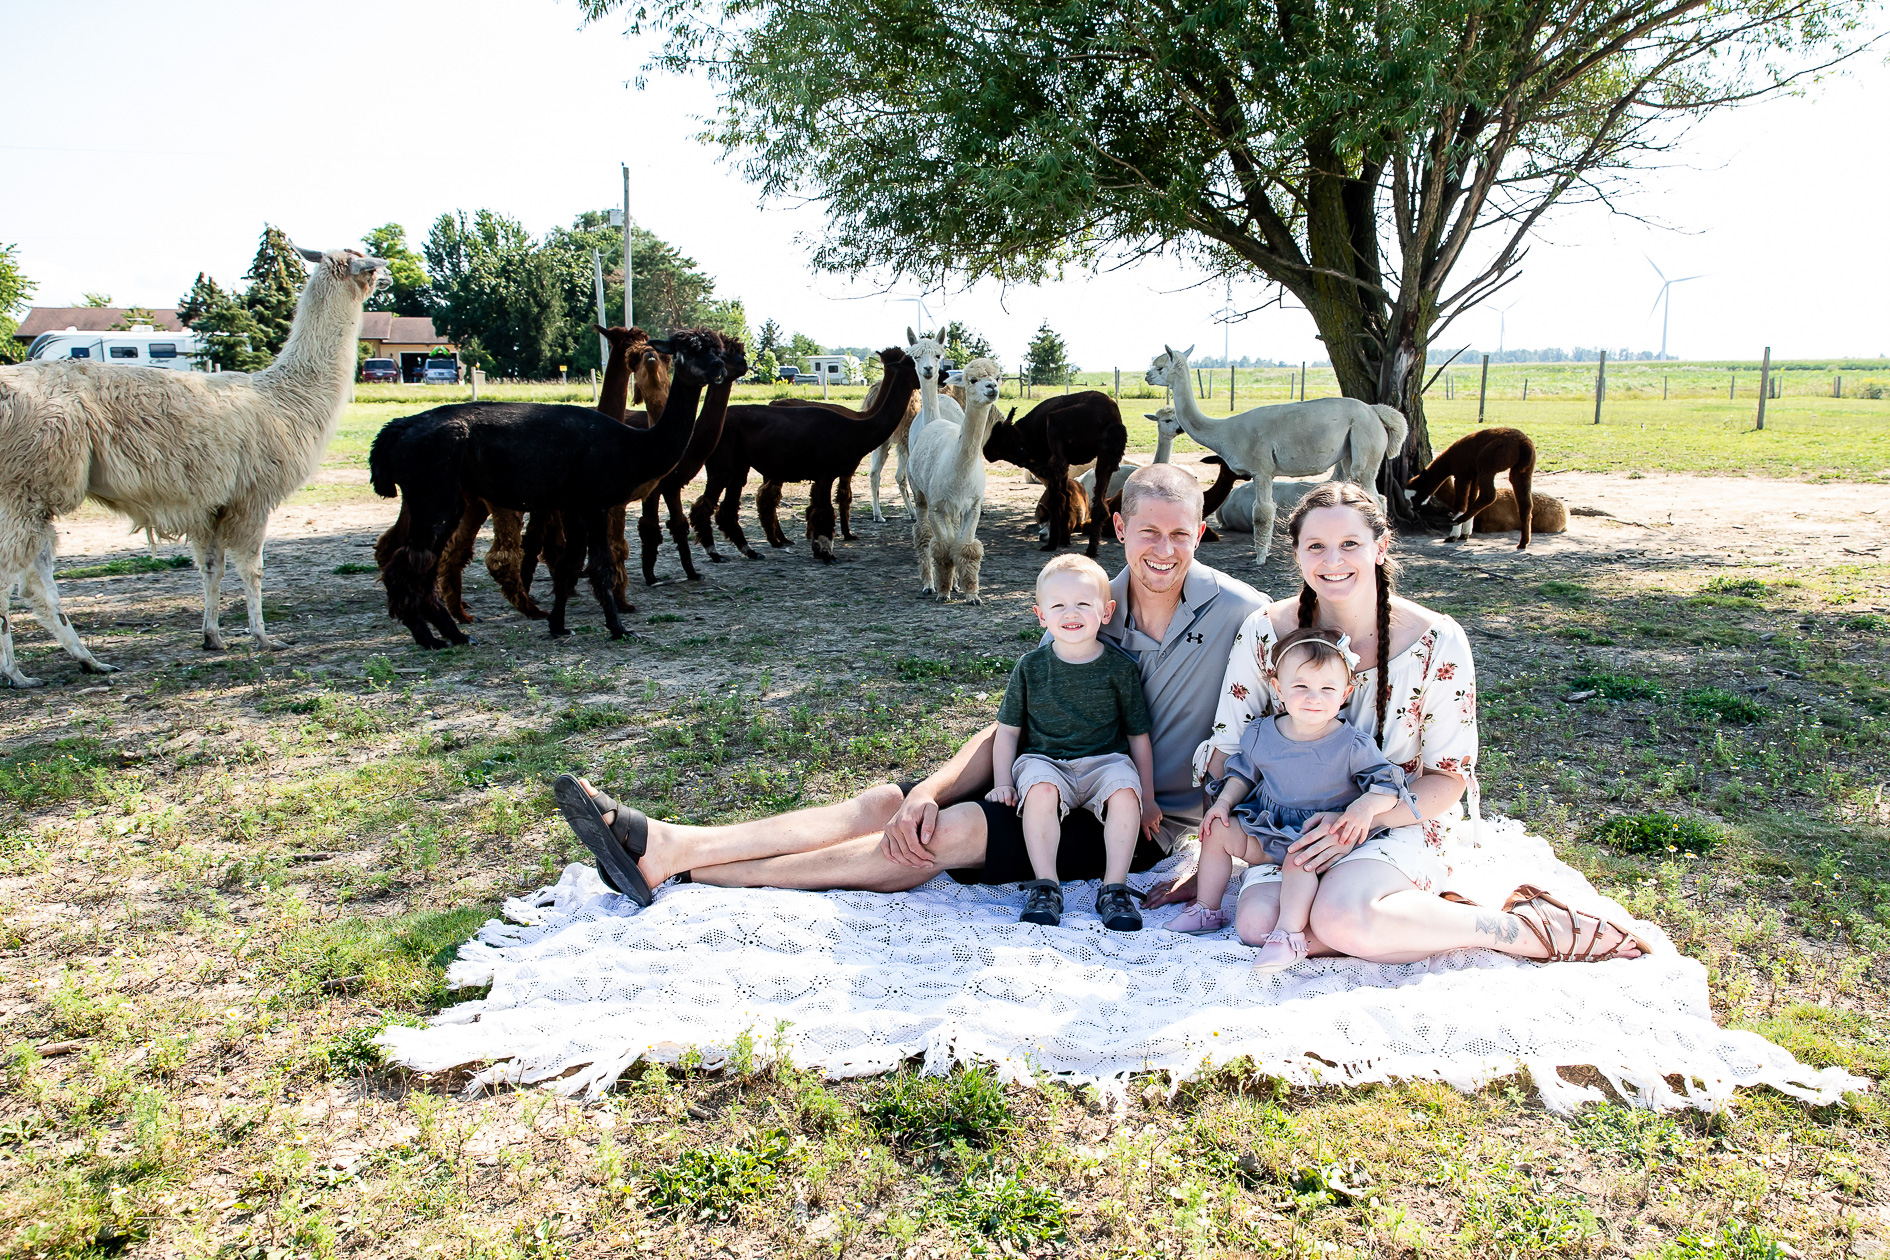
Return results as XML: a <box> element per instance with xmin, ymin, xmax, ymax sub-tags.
<box><xmin>1181</xmin><ymin>344</ymin><xmax>1195</xmax><ymax>360</ymax></box>
<box><xmin>351</xmin><ymin>255</ymin><xmax>386</xmax><ymax>275</ymax></box>
<box><xmin>296</xmin><ymin>246</ymin><xmax>326</xmax><ymax>264</ymax></box>
<box><xmin>1163</xmin><ymin>344</ymin><xmax>1174</xmax><ymax>360</ymax></box>
<box><xmin>594</xmin><ymin>324</ymin><xmax>609</xmax><ymax>337</ymax></box>
<box><xmin>647</xmin><ymin>339</ymin><xmax>675</xmax><ymax>354</ymax></box>
<box><xmin>907</xmin><ymin>327</ymin><xmax>918</xmax><ymax>346</ymax></box>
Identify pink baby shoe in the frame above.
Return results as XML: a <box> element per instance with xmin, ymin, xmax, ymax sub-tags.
<box><xmin>1251</xmin><ymin>930</ymin><xmax>1309</xmax><ymax>972</ymax></box>
<box><xmin>1164</xmin><ymin>902</ymin><xmax>1226</xmax><ymax>935</ymax></box>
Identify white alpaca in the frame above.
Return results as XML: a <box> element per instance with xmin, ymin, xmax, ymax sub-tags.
<box><xmin>1144</xmin><ymin>345</ymin><xmax>1407</xmax><ymax>562</ymax></box>
<box><xmin>869</xmin><ymin>328</ymin><xmax>963</xmax><ymax>523</ymax></box>
<box><xmin>0</xmin><ymin>246</ymin><xmax>388</xmax><ymax>685</ymax></box>
<box><xmin>909</xmin><ymin>357</ymin><xmax>1003</xmax><ymax>603</ymax></box>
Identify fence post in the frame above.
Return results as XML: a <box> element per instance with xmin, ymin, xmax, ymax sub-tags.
<box><xmin>1593</xmin><ymin>349</ymin><xmax>1607</xmax><ymax>424</ymax></box>
<box><xmin>1662</xmin><ymin>375</ymin><xmax>1668</xmax><ymax>401</ymax></box>
<box><xmin>1756</xmin><ymin>346</ymin><xmax>1771</xmax><ymax>429</ymax></box>
<box><xmin>1229</xmin><ymin>363</ymin><xmax>1235</xmax><ymax>413</ymax></box>
<box><xmin>1299</xmin><ymin>361</ymin><xmax>1307</xmax><ymax>401</ymax></box>
<box><xmin>1477</xmin><ymin>353</ymin><xmax>1490</xmax><ymax>424</ymax></box>
<box><xmin>1065</xmin><ymin>368</ymin><xmax>1072</xmax><ymax>395</ymax></box>
<box><xmin>590</xmin><ymin>367</ymin><xmax>598</xmax><ymax>405</ymax></box>
<box><xmin>1729</xmin><ymin>369</ymin><xmax>1735</xmax><ymax>400</ymax></box>
<box><xmin>1114</xmin><ymin>367</ymin><xmax>1120</xmax><ymax>397</ymax></box>
<box><xmin>1523</xmin><ymin>377</ymin><xmax>1528</xmax><ymax>402</ymax></box>
<box><xmin>1836</xmin><ymin>375</ymin><xmax>1843</xmax><ymax>398</ymax></box>
<box><xmin>470</xmin><ymin>367</ymin><xmax>481</xmax><ymax>402</ymax></box>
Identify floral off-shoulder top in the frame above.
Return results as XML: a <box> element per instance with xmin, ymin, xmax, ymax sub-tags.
<box><xmin>1194</xmin><ymin>608</ymin><xmax>1481</xmax><ymax>849</ymax></box>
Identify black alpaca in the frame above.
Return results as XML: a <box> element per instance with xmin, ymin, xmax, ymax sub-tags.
<box><xmin>982</xmin><ymin>391</ymin><xmax>1128</xmax><ymax>556</ymax></box>
<box><xmin>637</xmin><ymin>336</ymin><xmax>748</xmax><ymax>584</ymax></box>
<box><xmin>368</xmin><ymin>329</ymin><xmax>727</xmax><ymax>647</ymax></box>
<box><xmin>690</xmin><ymin>347</ymin><xmax>922</xmax><ymax>564</ymax></box>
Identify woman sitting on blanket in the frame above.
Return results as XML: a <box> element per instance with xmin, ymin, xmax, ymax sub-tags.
<box><xmin>1181</xmin><ymin>481</ymin><xmax>1655</xmax><ymax>964</ymax></box>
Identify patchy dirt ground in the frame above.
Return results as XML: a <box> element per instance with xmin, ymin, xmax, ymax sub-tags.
<box><xmin>2</xmin><ymin>458</ymin><xmax>1887</xmax><ymax>1260</ymax></box>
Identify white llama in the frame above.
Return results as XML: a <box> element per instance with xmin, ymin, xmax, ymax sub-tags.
<box><xmin>1144</xmin><ymin>345</ymin><xmax>1407</xmax><ymax>562</ymax></box>
<box><xmin>868</xmin><ymin>328</ymin><xmax>963</xmax><ymax>523</ymax></box>
<box><xmin>908</xmin><ymin>357</ymin><xmax>1004</xmax><ymax>602</ymax></box>
<box><xmin>0</xmin><ymin>246</ymin><xmax>388</xmax><ymax>685</ymax></box>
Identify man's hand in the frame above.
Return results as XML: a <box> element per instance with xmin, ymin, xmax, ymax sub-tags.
<box><xmin>1143</xmin><ymin>861</ymin><xmax>1197</xmax><ymax>907</ymax></box>
<box><xmin>880</xmin><ymin>792</ymin><xmax>941</xmax><ymax>867</ymax></box>
<box><xmin>985</xmin><ymin>785</ymin><xmax>1018</xmax><ymax>809</ymax></box>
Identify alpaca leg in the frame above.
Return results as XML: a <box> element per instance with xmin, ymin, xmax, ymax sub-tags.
<box><xmin>1086</xmin><ymin>460</ymin><xmax>1118</xmax><ymax>559</ymax></box>
<box><xmin>958</xmin><ymin>506</ymin><xmax>986</xmax><ymax>605</ymax></box>
<box><xmin>1252</xmin><ymin>475</ymin><xmax>1279</xmax><ymax>564</ymax></box>
<box><xmin>1511</xmin><ymin>466</ymin><xmax>1534</xmax><ymax>551</ymax></box>
<box><xmin>663</xmin><ymin>489</ymin><xmax>701</xmax><ymax>582</ymax></box>
<box><xmin>607</xmin><ymin>503</ymin><xmax>632</xmax><ymax>612</ymax></box>
<box><xmin>545</xmin><ymin>516</ymin><xmax>589</xmax><ymax>640</ymax></box>
<box><xmin>715</xmin><ymin>481</ymin><xmax>760</xmax><ymax>561</ymax></box>
<box><xmin>837</xmin><ymin>459</ymin><xmax>860</xmax><ymax>541</ymax></box>
<box><xmin>689</xmin><ymin>485</ymin><xmax>726</xmax><ymax>562</ymax></box>
<box><xmin>894</xmin><ymin>439</ymin><xmax>917</xmax><ymax>521</ymax></box>
<box><xmin>638</xmin><ymin>495</ymin><xmax>667</xmax><ymax>585</ymax></box>
<box><xmin>757</xmin><ymin>481</ymin><xmax>792</xmax><ymax>549</ymax></box>
<box><xmin>436</xmin><ymin>498</ymin><xmax>487</xmax><ymax>624</ymax></box>
<box><xmin>21</xmin><ymin>538</ymin><xmax>114</xmax><ymax>675</ymax></box>
<box><xmin>806</xmin><ymin>480</ymin><xmax>838</xmax><ymax>564</ymax></box>
<box><xmin>221</xmin><ymin>514</ymin><xmax>291</xmax><ymax>651</ymax></box>
<box><xmin>192</xmin><ymin>537</ymin><xmax>228</xmax><ymax>650</ymax></box>
<box><xmin>527</xmin><ymin>512</ymin><xmax>566</xmax><ymax>610</ymax></box>
<box><xmin>582</xmin><ymin>512</ymin><xmax>629</xmax><ymax>640</ymax></box>
<box><xmin>929</xmin><ymin>515</ymin><xmax>958</xmax><ymax>602</ymax></box>
<box><xmin>487</xmin><ymin>509</ymin><xmax>548</xmax><ymax>619</ymax></box>
<box><xmin>868</xmin><ymin>442</ymin><xmax>890</xmax><ymax>524</ymax></box>
<box><xmin>1041</xmin><ymin>463</ymin><xmax>1072</xmax><ymax>551</ymax></box>
<box><xmin>0</xmin><ymin>571</ymin><xmax>36</xmax><ymax>688</ymax></box>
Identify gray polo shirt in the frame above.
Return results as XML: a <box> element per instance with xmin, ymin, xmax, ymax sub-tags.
<box><xmin>1091</xmin><ymin>561</ymin><xmax>1268</xmax><ymax>831</ymax></box>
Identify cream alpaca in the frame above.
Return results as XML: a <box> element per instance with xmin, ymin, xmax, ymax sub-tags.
<box><xmin>0</xmin><ymin>246</ymin><xmax>387</xmax><ymax>685</ymax></box>
<box><xmin>909</xmin><ymin>356</ymin><xmax>1003</xmax><ymax>602</ymax></box>
<box><xmin>1144</xmin><ymin>346</ymin><xmax>1408</xmax><ymax>563</ymax></box>
<box><xmin>869</xmin><ymin>328</ymin><xmax>964</xmax><ymax>523</ymax></box>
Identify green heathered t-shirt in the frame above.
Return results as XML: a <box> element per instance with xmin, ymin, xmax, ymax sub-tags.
<box><xmin>996</xmin><ymin>641</ymin><xmax>1152</xmax><ymax>760</ymax></box>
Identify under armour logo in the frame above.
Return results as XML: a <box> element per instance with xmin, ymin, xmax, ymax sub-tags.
<box><xmin>1183</xmin><ymin>632</ymin><xmax>1205</xmax><ymax>645</ymax></box>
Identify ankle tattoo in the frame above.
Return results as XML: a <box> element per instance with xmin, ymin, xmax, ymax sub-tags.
<box><xmin>1474</xmin><ymin>912</ymin><xmax>1521</xmax><ymax>946</ymax></box>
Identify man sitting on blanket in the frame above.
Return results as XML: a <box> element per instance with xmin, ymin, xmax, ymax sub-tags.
<box><xmin>553</xmin><ymin>464</ymin><xmax>1267</xmax><ymax>905</ymax></box>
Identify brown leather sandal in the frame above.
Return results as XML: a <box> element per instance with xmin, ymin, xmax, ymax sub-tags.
<box><xmin>1503</xmin><ymin>884</ymin><xmax>1650</xmax><ymax>962</ymax></box>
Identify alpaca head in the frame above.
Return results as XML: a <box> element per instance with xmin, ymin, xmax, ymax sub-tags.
<box><xmin>296</xmin><ymin>246</ymin><xmax>390</xmax><ymax>302</ymax></box>
<box><xmin>878</xmin><ymin>345</ymin><xmax>920</xmax><ymax>395</ymax></box>
<box><xmin>1144</xmin><ymin>344</ymin><xmax>1195</xmax><ymax>390</ymax></box>
<box><xmin>650</xmin><ymin>328</ymin><xmax>729</xmax><ymax>388</ymax></box>
<box><xmin>962</xmin><ymin>357</ymin><xmax>1002</xmax><ymax>408</ymax></box>
<box><xmin>1145</xmin><ymin>405</ymin><xmax>1184</xmax><ymax>444</ymax></box>
<box><xmin>981</xmin><ymin>407</ymin><xmax>1022</xmax><ymax>464</ymax></box>
<box><xmin>906</xmin><ymin>327</ymin><xmax>948</xmax><ymax>384</ymax></box>
<box><xmin>717</xmin><ymin>334</ymin><xmax>750</xmax><ymax>383</ymax></box>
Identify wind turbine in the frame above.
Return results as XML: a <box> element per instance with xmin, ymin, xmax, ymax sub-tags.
<box><xmin>1490</xmin><ymin>300</ymin><xmax>1518</xmax><ymax>353</ymax></box>
<box><xmin>1646</xmin><ymin>256</ymin><xmax>1702</xmax><ymax>360</ymax></box>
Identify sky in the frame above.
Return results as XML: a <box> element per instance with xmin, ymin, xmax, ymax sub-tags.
<box><xmin>5</xmin><ymin>0</ymin><xmax>1887</xmax><ymax>368</ymax></box>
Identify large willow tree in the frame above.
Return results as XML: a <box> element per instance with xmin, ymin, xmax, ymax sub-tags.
<box><xmin>578</xmin><ymin>0</ymin><xmax>1872</xmax><ymax>493</ymax></box>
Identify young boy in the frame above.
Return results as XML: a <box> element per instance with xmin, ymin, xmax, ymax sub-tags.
<box><xmin>987</xmin><ymin>554</ymin><xmax>1160</xmax><ymax>930</ymax></box>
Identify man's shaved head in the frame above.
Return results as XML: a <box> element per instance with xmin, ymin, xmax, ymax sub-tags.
<box><xmin>1119</xmin><ymin>463</ymin><xmax>1204</xmax><ymax>524</ymax></box>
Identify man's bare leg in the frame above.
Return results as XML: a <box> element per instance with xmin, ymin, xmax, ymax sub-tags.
<box><xmin>579</xmin><ymin>778</ymin><xmax>907</xmax><ymax>888</ymax></box>
<box><xmin>690</xmin><ymin>802</ymin><xmax>990</xmax><ymax>891</ymax></box>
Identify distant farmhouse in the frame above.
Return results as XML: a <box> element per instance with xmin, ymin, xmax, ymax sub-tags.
<box><xmin>13</xmin><ymin>306</ymin><xmax>188</xmax><ymax>347</ymax></box>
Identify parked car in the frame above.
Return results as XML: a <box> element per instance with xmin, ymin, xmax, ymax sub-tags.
<box><xmin>361</xmin><ymin>358</ymin><xmax>399</xmax><ymax>383</ymax></box>
<box><xmin>776</xmin><ymin>365</ymin><xmax>800</xmax><ymax>382</ymax></box>
<box><xmin>421</xmin><ymin>358</ymin><xmax>460</xmax><ymax>384</ymax></box>
<box><xmin>792</xmin><ymin>372</ymin><xmax>822</xmax><ymax>385</ymax></box>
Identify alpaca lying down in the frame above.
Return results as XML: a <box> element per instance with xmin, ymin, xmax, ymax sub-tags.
<box><xmin>1423</xmin><ymin>477</ymin><xmax>1567</xmax><ymax>536</ymax></box>
<box><xmin>0</xmin><ymin>246</ymin><xmax>387</xmax><ymax>686</ymax></box>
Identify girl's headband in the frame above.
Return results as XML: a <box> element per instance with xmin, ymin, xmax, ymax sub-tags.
<box><xmin>1270</xmin><ymin>627</ymin><xmax>1362</xmax><ymax>677</ymax></box>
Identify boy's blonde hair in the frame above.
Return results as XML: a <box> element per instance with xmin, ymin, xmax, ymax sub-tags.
<box><xmin>1036</xmin><ymin>553</ymin><xmax>1112</xmax><ymax>602</ymax></box>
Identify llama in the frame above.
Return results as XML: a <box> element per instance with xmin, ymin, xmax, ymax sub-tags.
<box><xmin>370</xmin><ymin>330</ymin><xmax>727</xmax><ymax>646</ymax></box>
<box><xmin>0</xmin><ymin>245</ymin><xmax>387</xmax><ymax>685</ymax></box>
<box><xmin>690</xmin><ymin>347</ymin><xmax>921</xmax><ymax>563</ymax></box>
<box><xmin>436</xmin><ymin>325</ymin><xmax>663</xmax><ymax>622</ymax></box>
<box><xmin>1424</xmin><ymin>476</ymin><xmax>1566</xmax><ymax>538</ymax></box>
<box><xmin>636</xmin><ymin>337</ymin><xmax>747</xmax><ymax>584</ymax></box>
<box><xmin>867</xmin><ymin>329</ymin><xmax>963</xmax><ymax>523</ymax></box>
<box><xmin>981</xmin><ymin>391</ymin><xmax>1127</xmax><ymax>556</ymax></box>
<box><xmin>1405</xmin><ymin>427</ymin><xmax>1538</xmax><ymax>549</ymax></box>
<box><xmin>763</xmin><ymin>371</ymin><xmax>921</xmax><ymax>540</ymax></box>
<box><xmin>1144</xmin><ymin>345</ymin><xmax>1408</xmax><ymax>563</ymax></box>
<box><xmin>908</xmin><ymin>357</ymin><xmax>1004</xmax><ymax>602</ymax></box>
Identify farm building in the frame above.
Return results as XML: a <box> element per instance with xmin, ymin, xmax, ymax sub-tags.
<box><xmin>12</xmin><ymin>305</ymin><xmax>188</xmax><ymax>348</ymax></box>
<box><xmin>356</xmin><ymin>313</ymin><xmax>458</xmax><ymax>383</ymax></box>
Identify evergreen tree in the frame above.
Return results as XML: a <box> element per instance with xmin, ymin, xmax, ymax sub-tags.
<box><xmin>80</xmin><ymin>292</ymin><xmax>112</xmax><ymax>308</ymax></box>
<box><xmin>109</xmin><ymin>306</ymin><xmax>161</xmax><ymax>331</ymax></box>
<box><xmin>1025</xmin><ymin>321</ymin><xmax>1071</xmax><ymax>385</ymax></box>
<box><xmin>241</xmin><ymin>225</ymin><xmax>307</xmax><ymax>360</ymax></box>
<box><xmin>175</xmin><ymin>271</ymin><xmax>268</xmax><ymax>371</ymax></box>
<box><xmin>751</xmin><ymin>348</ymin><xmax>779</xmax><ymax>383</ymax></box>
<box><xmin>362</xmin><ymin>223</ymin><xmax>432</xmax><ymax>316</ymax></box>
<box><xmin>943</xmin><ymin>320</ymin><xmax>994</xmax><ymax>367</ymax></box>
<box><xmin>425</xmin><ymin>210</ymin><xmax>563</xmax><ymax>379</ymax></box>
<box><xmin>0</xmin><ymin>242</ymin><xmax>35</xmax><ymax>364</ymax></box>
<box><xmin>754</xmin><ymin>318</ymin><xmax>782</xmax><ymax>356</ymax></box>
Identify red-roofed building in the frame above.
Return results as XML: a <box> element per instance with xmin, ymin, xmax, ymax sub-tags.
<box><xmin>357</xmin><ymin>313</ymin><xmax>456</xmax><ymax>382</ymax></box>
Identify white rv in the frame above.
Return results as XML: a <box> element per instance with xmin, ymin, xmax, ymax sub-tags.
<box><xmin>803</xmin><ymin>354</ymin><xmax>864</xmax><ymax>386</ymax></box>
<box><xmin>25</xmin><ymin>326</ymin><xmax>207</xmax><ymax>371</ymax></box>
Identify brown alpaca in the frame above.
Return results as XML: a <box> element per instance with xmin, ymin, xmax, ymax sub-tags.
<box><xmin>1429</xmin><ymin>477</ymin><xmax>1567</xmax><ymax>535</ymax></box>
<box><xmin>1406</xmin><ymin>427</ymin><xmax>1538</xmax><ymax>549</ymax></box>
<box><xmin>764</xmin><ymin>378</ymin><xmax>921</xmax><ymax>537</ymax></box>
<box><xmin>435</xmin><ymin>326</ymin><xmax>662</xmax><ymax>621</ymax></box>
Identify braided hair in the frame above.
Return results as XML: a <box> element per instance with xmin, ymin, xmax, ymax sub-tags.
<box><xmin>1285</xmin><ymin>483</ymin><xmax>1400</xmax><ymax>747</ymax></box>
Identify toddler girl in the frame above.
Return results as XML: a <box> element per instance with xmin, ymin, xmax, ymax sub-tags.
<box><xmin>1165</xmin><ymin>628</ymin><xmax>1413</xmax><ymax>970</ymax></box>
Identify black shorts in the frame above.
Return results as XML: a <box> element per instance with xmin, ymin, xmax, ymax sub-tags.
<box><xmin>895</xmin><ymin>779</ymin><xmax>1169</xmax><ymax>886</ymax></box>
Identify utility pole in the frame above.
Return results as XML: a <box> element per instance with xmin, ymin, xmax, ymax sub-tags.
<box><xmin>1756</xmin><ymin>346</ymin><xmax>1771</xmax><ymax>430</ymax></box>
<box><xmin>1593</xmin><ymin>350</ymin><xmax>1607</xmax><ymax>424</ymax></box>
<box><xmin>631</xmin><ymin>162</ymin><xmax>646</xmax><ymax>330</ymax></box>
<box><xmin>592</xmin><ymin>248</ymin><xmax>608</xmax><ymax>369</ymax></box>
<box><xmin>1477</xmin><ymin>353</ymin><xmax>1490</xmax><ymax>424</ymax></box>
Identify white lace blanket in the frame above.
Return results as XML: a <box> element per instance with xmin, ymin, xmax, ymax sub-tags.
<box><xmin>380</xmin><ymin>820</ymin><xmax>1867</xmax><ymax>1113</ymax></box>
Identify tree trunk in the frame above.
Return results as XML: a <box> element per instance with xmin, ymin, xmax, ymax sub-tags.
<box><xmin>1302</xmin><ymin>287</ymin><xmax>1438</xmax><ymax>526</ymax></box>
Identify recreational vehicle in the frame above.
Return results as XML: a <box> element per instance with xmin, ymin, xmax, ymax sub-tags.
<box><xmin>25</xmin><ymin>326</ymin><xmax>207</xmax><ymax>371</ymax></box>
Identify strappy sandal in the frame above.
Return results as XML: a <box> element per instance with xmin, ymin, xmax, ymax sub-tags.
<box><xmin>1095</xmin><ymin>883</ymin><xmax>1144</xmax><ymax>932</ymax></box>
<box><xmin>1503</xmin><ymin>883</ymin><xmax>1650</xmax><ymax>962</ymax></box>
<box><xmin>553</xmin><ymin>773</ymin><xmax>653</xmax><ymax>906</ymax></box>
<box><xmin>1019</xmin><ymin>879</ymin><xmax>1063</xmax><ymax>926</ymax></box>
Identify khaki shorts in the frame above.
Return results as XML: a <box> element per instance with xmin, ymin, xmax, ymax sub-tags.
<box><xmin>1011</xmin><ymin>752</ymin><xmax>1143</xmax><ymax>823</ymax></box>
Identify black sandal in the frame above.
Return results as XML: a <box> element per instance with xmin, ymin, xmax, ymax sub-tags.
<box><xmin>554</xmin><ymin>773</ymin><xmax>653</xmax><ymax>906</ymax></box>
<box><xmin>1095</xmin><ymin>883</ymin><xmax>1144</xmax><ymax>932</ymax></box>
<box><xmin>1019</xmin><ymin>879</ymin><xmax>1063</xmax><ymax>927</ymax></box>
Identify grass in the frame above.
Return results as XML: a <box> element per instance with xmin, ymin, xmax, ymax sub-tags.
<box><xmin>55</xmin><ymin>553</ymin><xmax>193</xmax><ymax>580</ymax></box>
<box><xmin>1587</xmin><ymin>810</ymin><xmax>1725</xmax><ymax>856</ymax></box>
